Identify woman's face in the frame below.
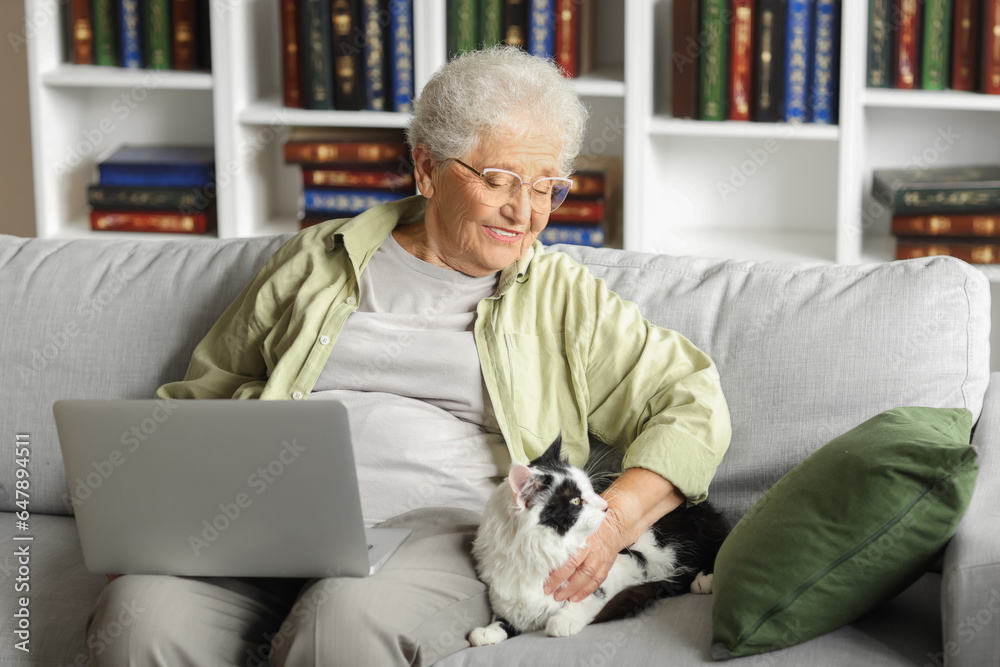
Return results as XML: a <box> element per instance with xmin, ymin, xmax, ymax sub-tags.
<box><xmin>416</xmin><ymin>131</ymin><xmax>564</xmax><ymax>277</ymax></box>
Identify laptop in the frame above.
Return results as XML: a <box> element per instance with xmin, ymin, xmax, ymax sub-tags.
<box><xmin>53</xmin><ymin>399</ymin><xmax>410</xmax><ymax>578</ymax></box>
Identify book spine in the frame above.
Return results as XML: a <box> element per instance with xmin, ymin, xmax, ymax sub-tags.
<box><xmin>892</xmin><ymin>213</ymin><xmax>1000</xmax><ymax>237</ymax></box>
<box><xmin>730</xmin><ymin>0</ymin><xmax>754</xmax><ymax>121</ymax></box>
<box><xmin>480</xmin><ymin>0</ymin><xmax>504</xmax><ymax>47</ymax></box>
<box><xmin>332</xmin><ymin>0</ymin><xmax>364</xmax><ymax>109</ymax></box>
<box><xmin>173</xmin><ymin>0</ymin><xmax>197</xmax><ymax>70</ymax></box>
<box><xmin>867</xmin><ymin>0</ymin><xmax>892</xmax><ymax>87</ymax></box>
<box><xmin>279</xmin><ymin>0</ymin><xmax>301</xmax><ymax>106</ymax></box>
<box><xmin>950</xmin><ymin>0</ymin><xmax>979</xmax><ymax>91</ymax></box>
<box><xmin>302</xmin><ymin>168</ymin><xmax>415</xmax><ymax>189</ymax></box>
<box><xmin>810</xmin><ymin>0</ymin><xmax>837</xmax><ymax>124</ymax></box>
<box><xmin>699</xmin><ymin>0</ymin><xmax>728</xmax><ymax>121</ymax></box>
<box><xmin>897</xmin><ymin>238</ymin><xmax>1000</xmax><ymax>263</ymax></box>
<box><xmin>301</xmin><ymin>0</ymin><xmax>335</xmax><ymax>109</ymax></box>
<box><xmin>448</xmin><ymin>0</ymin><xmax>478</xmax><ymax>55</ymax></box>
<box><xmin>985</xmin><ymin>0</ymin><xmax>1000</xmax><ymax>93</ymax></box>
<box><xmin>505</xmin><ymin>0</ymin><xmax>528</xmax><ymax>49</ymax></box>
<box><xmin>144</xmin><ymin>0</ymin><xmax>172</xmax><ymax>69</ymax></box>
<box><xmin>120</xmin><ymin>0</ymin><xmax>143</xmax><ymax>68</ymax></box>
<box><xmin>672</xmin><ymin>0</ymin><xmax>700</xmax><ymax>119</ymax></box>
<box><xmin>753</xmin><ymin>0</ymin><xmax>786</xmax><ymax>122</ymax></box>
<box><xmin>555</xmin><ymin>0</ymin><xmax>578</xmax><ymax>76</ymax></box>
<box><xmin>921</xmin><ymin>0</ymin><xmax>953</xmax><ymax>89</ymax></box>
<box><xmin>578</xmin><ymin>0</ymin><xmax>596</xmax><ymax>75</ymax></box>
<box><xmin>548</xmin><ymin>199</ymin><xmax>606</xmax><ymax>223</ymax></box>
<box><xmin>539</xmin><ymin>224</ymin><xmax>605</xmax><ymax>247</ymax></box>
<box><xmin>362</xmin><ymin>0</ymin><xmax>388</xmax><ymax>111</ymax></box>
<box><xmin>284</xmin><ymin>142</ymin><xmax>409</xmax><ymax>164</ymax></box>
<box><xmin>93</xmin><ymin>0</ymin><xmax>118</xmax><ymax>66</ymax></box>
<box><xmin>71</xmin><ymin>0</ymin><xmax>94</xmax><ymax>64</ymax></box>
<box><xmin>90</xmin><ymin>210</ymin><xmax>210</xmax><ymax>233</ymax></box>
<box><xmin>195</xmin><ymin>0</ymin><xmax>211</xmax><ymax>70</ymax></box>
<box><xmin>88</xmin><ymin>185</ymin><xmax>213</xmax><ymax>211</ymax></box>
<box><xmin>568</xmin><ymin>173</ymin><xmax>606</xmax><ymax>197</ymax></box>
<box><xmin>784</xmin><ymin>0</ymin><xmax>812</xmax><ymax>122</ymax></box>
<box><xmin>389</xmin><ymin>0</ymin><xmax>415</xmax><ymax>112</ymax></box>
<box><xmin>97</xmin><ymin>164</ymin><xmax>215</xmax><ymax>188</ymax></box>
<box><xmin>894</xmin><ymin>0</ymin><xmax>922</xmax><ymax>89</ymax></box>
<box><xmin>303</xmin><ymin>189</ymin><xmax>408</xmax><ymax>213</ymax></box>
<box><xmin>528</xmin><ymin>0</ymin><xmax>555</xmax><ymax>58</ymax></box>
<box><xmin>893</xmin><ymin>188</ymin><xmax>1000</xmax><ymax>213</ymax></box>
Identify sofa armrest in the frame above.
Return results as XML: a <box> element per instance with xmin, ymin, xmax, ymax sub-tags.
<box><xmin>941</xmin><ymin>371</ymin><xmax>1000</xmax><ymax>667</ymax></box>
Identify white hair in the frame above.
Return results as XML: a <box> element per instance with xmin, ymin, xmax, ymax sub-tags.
<box><xmin>406</xmin><ymin>46</ymin><xmax>590</xmax><ymax>176</ymax></box>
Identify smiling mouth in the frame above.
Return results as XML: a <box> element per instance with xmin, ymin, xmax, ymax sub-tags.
<box><xmin>484</xmin><ymin>226</ymin><xmax>523</xmax><ymax>242</ymax></box>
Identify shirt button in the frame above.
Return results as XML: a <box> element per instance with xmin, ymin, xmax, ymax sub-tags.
<box><xmin>346</xmin><ymin>296</ymin><xmax>357</xmax><ymax>306</ymax></box>
<box><xmin>292</xmin><ymin>391</ymin><xmax>303</xmax><ymax>400</ymax></box>
<box><xmin>319</xmin><ymin>335</ymin><xmax>331</xmax><ymax>345</ymax></box>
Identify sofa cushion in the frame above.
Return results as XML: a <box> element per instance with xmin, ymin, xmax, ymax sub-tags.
<box><xmin>710</xmin><ymin>406</ymin><xmax>978</xmax><ymax>659</ymax></box>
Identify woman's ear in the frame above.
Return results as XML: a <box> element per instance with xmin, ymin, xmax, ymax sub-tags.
<box><xmin>412</xmin><ymin>144</ymin><xmax>436</xmax><ymax>198</ymax></box>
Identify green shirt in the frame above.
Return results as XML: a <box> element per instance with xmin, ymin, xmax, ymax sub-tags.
<box><xmin>156</xmin><ymin>196</ymin><xmax>732</xmax><ymax>503</ymax></box>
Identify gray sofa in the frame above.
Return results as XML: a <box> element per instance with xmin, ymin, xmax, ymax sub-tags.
<box><xmin>1</xmin><ymin>231</ymin><xmax>997</xmax><ymax>666</ymax></box>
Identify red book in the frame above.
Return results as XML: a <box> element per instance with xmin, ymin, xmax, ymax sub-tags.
<box><xmin>283</xmin><ymin>142</ymin><xmax>409</xmax><ymax>164</ymax></box>
<box><xmin>549</xmin><ymin>199</ymin><xmax>605</xmax><ymax>223</ymax></box>
<box><xmin>280</xmin><ymin>0</ymin><xmax>302</xmax><ymax>107</ymax></box>
<box><xmin>894</xmin><ymin>0</ymin><xmax>923</xmax><ymax>89</ymax></box>
<box><xmin>302</xmin><ymin>168</ymin><xmax>414</xmax><ymax>189</ymax></box>
<box><xmin>555</xmin><ymin>0</ymin><xmax>578</xmax><ymax>77</ymax></box>
<box><xmin>984</xmin><ymin>0</ymin><xmax>1000</xmax><ymax>94</ymax></box>
<box><xmin>172</xmin><ymin>0</ymin><xmax>197</xmax><ymax>70</ymax></box>
<box><xmin>729</xmin><ymin>0</ymin><xmax>754</xmax><ymax>121</ymax></box>
<box><xmin>951</xmin><ymin>0</ymin><xmax>980</xmax><ymax>91</ymax></box>
<box><xmin>90</xmin><ymin>210</ymin><xmax>212</xmax><ymax>234</ymax></box>
<box><xmin>568</xmin><ymin>173</ymin><xmax>606</xmax><ymax>197</ymax></box>
<box><xmin>70</xmin><ymin>0</ymin><xmax>94</xmax><ymax>64</ymax></box>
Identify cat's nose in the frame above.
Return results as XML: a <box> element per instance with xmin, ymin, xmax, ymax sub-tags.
<box><xmin>596</xmin><ymin>497</ymin><xmax>609</xmax><ymax>513</ymax></box>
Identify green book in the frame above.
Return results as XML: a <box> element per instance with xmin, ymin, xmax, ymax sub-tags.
<box><xmin>866</xmin><ymin>0</ymin><xmax>892</xmax><ymax>88</ymax></box>
<box><xmin>480</xmin><ymin>0</ymin><xmax>504</xmax><ymax>48</ymax></box>
<box><xmin>143</xmin><ymin>0</ymin><xmax>172</xmax><ymax>69</ymax></box>
<box><xmin>93</xmin><ymin>0</ymin><xmax>118</xmax><ymax>66</ymax></box>
<box><xmin>699</xmin><ymin>0</ymin><xmax>728</xmax><ymax>120</ymax></box>
<box><xmin>921</xmin><ymin>0</ymin><xmax>953</xmax><ymax>90</ymax></box>
<box><xmin>447</xmin><ymin>0</ymin><xmax>479</xmax><ymax>57</ymax></box>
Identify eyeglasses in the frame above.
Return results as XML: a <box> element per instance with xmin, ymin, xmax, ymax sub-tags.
<box><xmin>452</xmin><ymin>159</ymin><xmax>574</xmax><ymax>213</ymax></box>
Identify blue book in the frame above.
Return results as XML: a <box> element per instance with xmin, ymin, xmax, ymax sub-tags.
<box><xmin>389</xmin><ymin>0</ymin><xmax>415</xmax><ymax>112</ymax></box>
<box><xmin>362</xmin><ymin>0</ymin><xmax>389</xmax><ymax>111</ymax></box>
<box><xmin>528</xmin><ymin>0</ymin><xmax>556</xmax><ymax>58</ymax></box>
<box><xmin>120</xmin><ymin>0</ymin><xmax>142</xmax><ymax>68</ymax></box>
<box><xmin>98</xmin><ymin>146</ymin><xmax>215</xmax><ymax>187</ymax></box>
<box><xmin>539</xmin><ymin>224</ymin><xmax>605</xmax><ymax>247</ymax></box>
<box><xmin>783</xmin><ymin>0</ymin><xmax>813</xmax><ymax>122</ymax></box>
<box><xmin>810</xmin><ymin>0</ymin><xmax>839</xmax><ymax>124</ymax></box>
<box><xmin>303</xmin><ymin>189</ymin><xmax>409</xmax><ymax>214</ymax></box>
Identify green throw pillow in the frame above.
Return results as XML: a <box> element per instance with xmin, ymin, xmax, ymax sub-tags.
<box><xmin>711</xmin><ymin>406</ymin><xmax>978</xmax><ymax>660</ymax></box>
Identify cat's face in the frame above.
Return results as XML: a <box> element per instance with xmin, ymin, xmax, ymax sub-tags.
<box><xmin>507</xmin><ymin>436</ymin><xmax>609</xmax><ymax>538</ymax></box>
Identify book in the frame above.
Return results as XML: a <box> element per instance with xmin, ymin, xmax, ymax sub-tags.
<box><xmin>303</xmin><ymin>189</ymin><xmax>410</xmax><ymax>214</ymax></box>
<box><xmin>578</xmin><ymin>0</ymin><xmax>597</xmax><ymax>75</ymax></box>
<box><xmin>481</xmin><ymin>0</ymin><xmax>504</xmax><ymax>48</ymax></box>
<box><xmin>332</xmin><ymin>0</ymin><xmax>364</xmax><ymax>110</ymax></box>
<box><xmin>892</xmin><ymin>213</ymin><xmax>1000</xmax><ymax>237</ymax></box>
<box><xmin>950</xmin><ymin>0</ymin><xmax>980</xmax><ymax>91</ymax></box>
<box><xmin>810</xmin><ymin>0</ymin><xmax>838</xmax><ymax>124</ymax></box>
<box><xmin>873</xmin><ymin>165</ymin><xmax>1000</xmax><ymax>213</ymax></box>
<box><xmin>539</xmin><ymin>224</ymin><xmax>605</xmax><ymax>247</ymax></box>
<box><xmin>784</xmin><ymin>0</ymin><xmax>812</xmax><ymax>122</ymax></box>
<box><xmin>93</xmin><ymin>0</ymin><xmax>118</xmax><ymax>66</ymax></box>
<box><xmin>283</xmin><ymin>128</ymin><xmax>410</xmax><ymax>164</ymax></box>
<box><xmin>389</xmin><ymin>0</ymin><xmax>414</xmax><ymax>112</ymax></box>
<box><xmin>528</xmin><ymin>0</ymin><xmax>556</xmax><ymax>59</ymax></box>
<box><xmin>97</xmin><ymin>145</ymin><xmax>215</xmax><ymax>188</ymax></box>
<box><xmin>301</xmin><ymin>0</ymin><xmax>334</xmax><ymax>109</ymax></box>
<box><xmin>672</xmin><ymin>0</ymin><xmax>700</xmax><ymax>119</ymax></box>
<box><xmin>279</xmin><ymin>0</ymin><xmax>301</xmax><ymax>106</ymax></box>
<box><xmin>984</xmin><ymin>0</ymin><xmax>1000</xmax><ymax>94</ymax></box>
<box><xmin>894</xmin><ymin>0</ymin><xmax>922</xmax><ymax>89</ymax></box>
<box><xmin>505</xmin><ymin>0</ymin><xmax>529</xmax><ymax>49</ymax></box>
<box><xmin>70</xmin><ymin>0</ymin><xmax>93</xmax><ymax>64</ymax></box>
<box><xmin>173</xmin><ymin>0</ymin><xmax>199</xmax><ymax>70</ymax></box>
<box><xmin>568</xmin><ymin>173</ymin><xmax>606</xmax><ymax>197</ymax></box>
<box><xmin>302</xmin><ymin>168</ymin><xmax>414</xmax><ymax>189</ymax></box>
<box><xmin>753</xmin><ymin>0</ymin><xmax>786</xmax><ymax>122</ymax></box>
<box><xmin>921</xmin><ymin>0</ymin><xmax>953</xmax><ymax>90</ymax></box>
<box><xmin>143</xmin><ymin>0</ymin><xmax>171</xmax><ymax>69</ymax></box>
<box><xmin>896</xmin><ymin>237</ymin><xmax>1000</xmax><ymax>263</ymax></box>
<box><xmin>120</xmin><ymin>0</ymin><xmax>143</xmax><ymax>68</ymax></box>
<box><xmin>548</xmin><ymin>199</ymin><xmax>605</xmax><ymax>223</ymax></box>
<box><xmin>730</xmin><ymin>0</ymin><xmax>754</xmax><ymax>121</ymax></box>
<box><xmin>699</xmin><ymin>0</ymin><xmax>729</xmax><ymax>121</ymax></box>
<box><xmin>448</xmin><ymin>0</ymin><xmax>478</xmax><ymax>56</ymax></box>
<box><xmin>88</xmin><ymin>185</ymin><xmax>215</xmax><ymax>211</ymax></box>
<box><xmin>362</xmin><ymin>0</ymin><xmax>389</xmax><ymax>111</ymax></box>
<box><xmin>90</xmin><ymin>210</ymin><xmax>212</xmax><ymax>233</ymax></box>
<box><xmin>555</xmin><ymin>0</ymin><xmax>578</xmax><ymax>76</ymax></box>
<box><xmin>867</xmin><ymin>0</ymin><xmax>893</xmax><ymax>87</ymax></box>
<box><xmin>196</xmin><ymin>0</ymin><xmax>211</xmax><ymax>70</ymax></box>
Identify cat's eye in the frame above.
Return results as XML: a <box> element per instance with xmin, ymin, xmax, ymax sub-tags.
<box><xmin>570</xmin><ymin>497</ymin><xmax>581</xmax><ymax>506</ymax></box>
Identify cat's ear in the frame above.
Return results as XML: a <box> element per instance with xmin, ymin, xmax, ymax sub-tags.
<box><xmin>533</xmin><ymin>432</ymin><xmax>564</xmax><ymax>467</ymax></box>
<box><xmin>508</xmin><ymin>463</ymin><xmax>537</xmax><ymax>510</ymax></box>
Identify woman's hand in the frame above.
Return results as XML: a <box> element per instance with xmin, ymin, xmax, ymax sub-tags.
<box><xmin>543</xmin><ymin>515</ymin><xmax>629</xmax><ymax>602</ymax></box>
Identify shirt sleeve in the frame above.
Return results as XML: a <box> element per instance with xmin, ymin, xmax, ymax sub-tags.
<box><xmin>584</xmin><ymin>274</ymin><xmax>732</xmax><ymax>505</ymax></box>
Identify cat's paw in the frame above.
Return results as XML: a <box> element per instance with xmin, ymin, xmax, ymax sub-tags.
<box><xmin>691</xmin><ymin>571</ymin><xmax>713</xmax><ymax>594</ymax></box>
<box><xmin>469</xmin><ymin>622</ymin><xmax>508</xmax><ymax>647</ymax></box>
<box><xmin>545</xmin><ymin>612</ymin><xmax>588</xmax><ymax>637</ymax></box>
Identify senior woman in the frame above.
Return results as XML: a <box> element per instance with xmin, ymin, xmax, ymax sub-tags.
<box><xmin>87</xmin><ymin>46</ymin><xmax>730</xmax><ymax>666</ymax></box>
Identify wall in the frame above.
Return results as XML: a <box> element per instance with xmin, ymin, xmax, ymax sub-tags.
<box><xmin>0</xmin><ymin>0</ymin><xmax>37</xmax><ymax>238</ymax></box>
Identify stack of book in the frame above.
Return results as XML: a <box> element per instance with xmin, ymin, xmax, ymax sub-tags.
<box><xmin>89</xmin><ymin>145</ymin><xmax>216</xmax><ymax>234</ymax></box>
<box><xmin>873</xmin><ymin>165</ymin><xmax>1000</xmax><ymax>263</ymax></box>
<box><xmin>279</xmin><ymin>0</ymin><xmax>415</xmax><ymax>111</ymax></box>
<box><xmin>283</xmin><ymin>128</ymin><xmax>416</xmax><ymax>229</ymax></box>
<box><xmin>867</xmin><ymin>0</ymin><xmax>1000</xmax><ymax>93</ymax></box>
<box><xmin>671</xmin><ymin>0</ymin><xmax>842</xmax><ymax>124</ymax></box>
<box><xmin>539</xmin><ymin>155</ymin><xmax>621</xmax><ymax>248</ymax></box>
<box><xmin>67</xmin><ymin>0</ymin><xmax>211</xmax><ymax>69</ymax></box>
<box><xmin>447</xmin><ymin>0</ymin><xmax>598</xmax><ymax>77</ymax></box>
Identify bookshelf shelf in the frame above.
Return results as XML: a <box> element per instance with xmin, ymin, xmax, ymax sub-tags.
<box><xmin>647</xmin><ymin>228</ymin><xmax>840</xmax><ymax>265</ymax></box>
<box><xmin>239</xmin><ymin>98</ymin><xmax>411</xmax><ymax>128</ymax></box>
<box><xmin>41</xmin><ymin>65</ymin><xmax>213</xmax><ymax>91</ymax></box>
<box><xmin>648</xmin><ymin>117</ymin><xmax>840</xmax><ymax>141</ymax></box>
<box><xmin>863</xmin><ymin>88</ymin><xmax>1000</xmax><ymax>112</ymax></box>
<box><xmin>571</xmin><ymin>67</ymin><xmax>626</xmax><ymax>98</ymax></box>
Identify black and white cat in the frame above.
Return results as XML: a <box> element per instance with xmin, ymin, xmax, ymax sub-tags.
<box><xmin>469</xmin><ymin>435</ymin><xmax>728</xmax><ymax>645</ymax></box>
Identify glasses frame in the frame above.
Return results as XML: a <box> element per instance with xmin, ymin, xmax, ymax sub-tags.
<box><xmin>452</xmin><ymin>159</ymin><xmax>574</xmax><ymax>213</ymax></box>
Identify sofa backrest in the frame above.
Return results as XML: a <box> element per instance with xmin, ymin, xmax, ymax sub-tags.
<box><xmin>0</xmin><ymin>234</ymin><xmax>990</xmax><ymax>524</ymax></box>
